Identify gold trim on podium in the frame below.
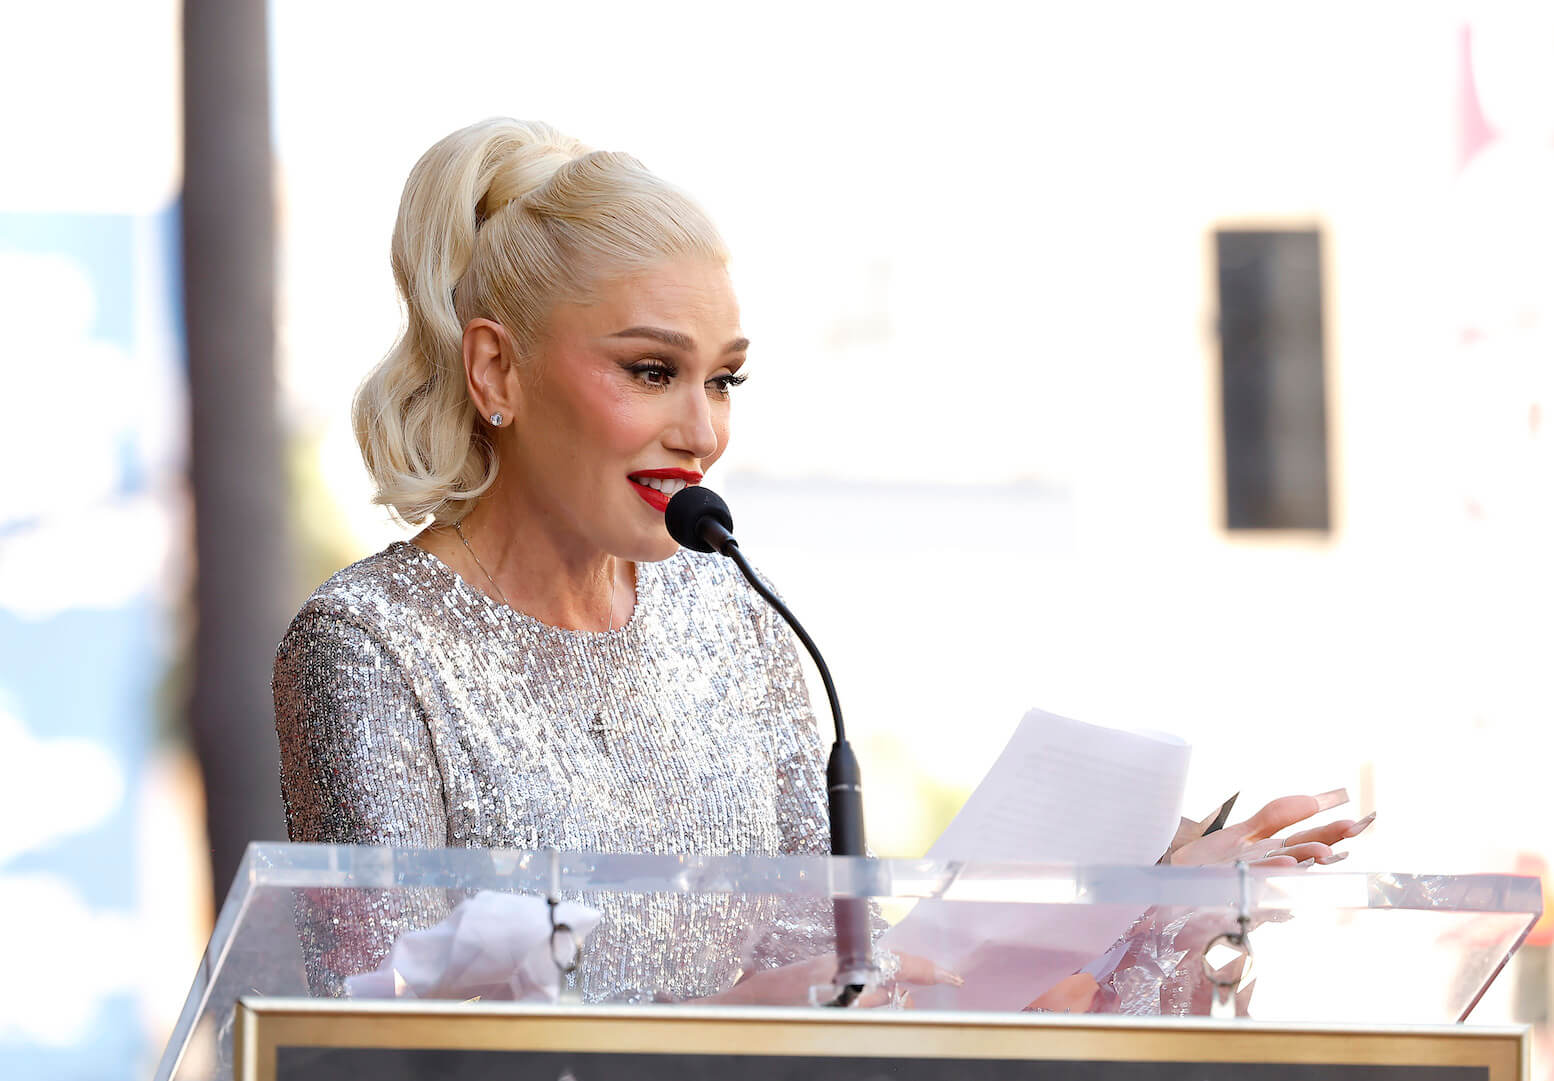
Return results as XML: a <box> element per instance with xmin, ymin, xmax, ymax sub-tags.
<box><xmin>235</xmin><ymin>997</ymin><xmax>1529</xmax><ymax>1081</ymax></box>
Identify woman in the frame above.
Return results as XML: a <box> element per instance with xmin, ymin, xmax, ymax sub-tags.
<box><xmin>274</xmin><ymin>118</ymin><xmax>1360</xmax><ymax>1008</ymax></box>
<box><xmin>274</xmin><ymin>117</ymin><xmax>882</xmax><ymax>1004</ymax></box>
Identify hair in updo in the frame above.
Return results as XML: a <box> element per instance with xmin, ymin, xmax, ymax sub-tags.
<box><xmin>352</xmin><ymin>118</ymin><xmax>728</xmax><ymax>525</ymax></box>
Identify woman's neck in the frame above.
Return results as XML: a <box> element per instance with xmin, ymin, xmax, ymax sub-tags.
<box><xmin>415</xmin><ymin>488</ymin><xmax>634</xmax><ymax>632</ymax></box>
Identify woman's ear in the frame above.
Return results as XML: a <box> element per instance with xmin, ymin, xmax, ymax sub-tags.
<box><xmin>463</xmin><ymin>318</ymin><xmax>519</xmax><ymax>426</ymax></box>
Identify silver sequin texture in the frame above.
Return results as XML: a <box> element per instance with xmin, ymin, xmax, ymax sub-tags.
<box><xmin>273</xmin><ymin>541</ymin><xmax>833</xmax><ymax>1002</ymax></box>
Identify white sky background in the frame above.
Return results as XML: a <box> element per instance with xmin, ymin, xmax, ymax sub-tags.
<box><xmin>271</xmin><ymin>0</ymin><xmax>1554</xmax><ymax>872</ymax></box>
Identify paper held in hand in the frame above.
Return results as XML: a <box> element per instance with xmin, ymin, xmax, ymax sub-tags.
<box><xmin>880</xmin><ymin>708</ymin><xmax>1191</xmax><ymax>1011</ymax></box>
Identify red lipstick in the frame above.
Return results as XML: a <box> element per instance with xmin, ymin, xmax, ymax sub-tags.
<box><xmin>631</xmin><ymin>468</ymin><xmax>704</xmax><ymax>481</ymax></box>
<box><xmin>628</xmin><ymin>468</ymin><xmax>703</xmax><ymax>513</ymax></box>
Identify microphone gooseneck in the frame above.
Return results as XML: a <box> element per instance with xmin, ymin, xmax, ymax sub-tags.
<box><xmin>664</xmin><ymin>485</ymin><xmax>874</xmax><ymax>1006</ymax></box>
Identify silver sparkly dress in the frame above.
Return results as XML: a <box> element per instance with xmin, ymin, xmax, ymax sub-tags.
<box><xmin>273</xmin><ymin>540</ymin><xmax>832</xmax><ymax>1002</ymax></box>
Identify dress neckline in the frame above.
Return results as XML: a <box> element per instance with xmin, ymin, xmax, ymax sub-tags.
<box><xmin>392</xmin><ymin>540</ymin><xmax>648</xmax><ymax>639</ymax></box>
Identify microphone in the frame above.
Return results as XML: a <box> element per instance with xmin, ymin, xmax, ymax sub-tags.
<box><xmin>665</xmin><ymin>485</ymin><xmax>875</xmax><ymax>1006</ymax></box>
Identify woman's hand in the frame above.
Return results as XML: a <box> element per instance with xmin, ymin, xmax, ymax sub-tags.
<box><xmin>708</xmin><ymin>952</ymin><xmax>958</xmax><ymax>1008</ymax></box>
<box><xmin>1169</xmin><ymin>794</ymin><xmax>1375</xmax><ymax>868</ymax></box>
<box><xmin>1025</xmin><ymin>972</ymin><xmax>1100</xmax><ymax>1013</ymax></box>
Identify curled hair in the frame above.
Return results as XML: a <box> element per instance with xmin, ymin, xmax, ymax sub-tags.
<box><xmin>352</xmin><ymin>118</ymin><xmax>728</xmax><ymax>525</ymax></box>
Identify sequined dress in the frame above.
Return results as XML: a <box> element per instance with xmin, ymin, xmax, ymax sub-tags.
<box><xmin>273</xmin><ymin>540</ymin><xmax>832</xmax><ymax>1002</ymax></box>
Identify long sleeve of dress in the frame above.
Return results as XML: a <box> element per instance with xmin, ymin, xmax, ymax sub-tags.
<box><xmin>273</xmin><ymin>608</ymin><xmax>451</xmax><ymax>994</ymax></box>
<box><xmin>275</xmin><ymin>611</ymin><xmax>447</xmax><ymax>847</ymax></box>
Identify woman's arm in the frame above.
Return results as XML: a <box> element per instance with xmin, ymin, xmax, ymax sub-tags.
<box><xmin>273</xmin><ymin>609</ymin><xmax>450</xmax><ymax>994</ymax></box>
<box><xmin>274</xmin><ymin>610</ymin><xmax>447</xmax><ymax>846</ymax></box>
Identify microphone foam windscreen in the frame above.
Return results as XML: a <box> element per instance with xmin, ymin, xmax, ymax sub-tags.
<box><xmin>664</xmin><ymin>486</ymin><xmax>733</xmax><ymax>553</ymax></box>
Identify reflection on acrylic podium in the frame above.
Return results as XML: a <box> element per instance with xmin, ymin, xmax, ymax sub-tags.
<box><xmin>157</xmin><ymin>843</ymin><xmax>1543</xmax><ymax>1081</ymax></box>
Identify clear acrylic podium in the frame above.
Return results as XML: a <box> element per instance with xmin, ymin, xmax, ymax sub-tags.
<box><xmin>157</xmin><ymin>843</ymin><xmax>1543</xmax><ymax>1081</ymax></box>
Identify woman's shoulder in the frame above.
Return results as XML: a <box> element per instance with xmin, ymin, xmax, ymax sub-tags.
<box><xmin>279</xmin><ymin>541</ymin><xmax>431</xmax><ymax>653</ymax></box>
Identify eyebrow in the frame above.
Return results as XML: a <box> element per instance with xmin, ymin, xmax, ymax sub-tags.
<box><xmin>609</xmin><ymin>326</ymin><xmax>750</xmax><ymax>354</ymax></box>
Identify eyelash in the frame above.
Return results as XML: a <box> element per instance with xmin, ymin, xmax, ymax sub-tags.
<box><xmin>628</xmin><ymin>360</ymin><xmax>748</xmax><ymax>396</ymax></box>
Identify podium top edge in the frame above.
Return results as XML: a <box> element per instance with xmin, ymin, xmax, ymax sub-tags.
<box><xmin>223</xmin><ymin>843</ymin><xmax>1543</xmax><ymax>917</ymax></box>
<box><xmin>234</xmin><ymin>996</ymin><xmax>1531</xmax><ymax>1041</ymax></box>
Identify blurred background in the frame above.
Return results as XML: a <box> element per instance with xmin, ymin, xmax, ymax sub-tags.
<box><xmin>4</xmin><ymin>0</ymin><xmax>1554</xmax><ymax>1076</ymax></box>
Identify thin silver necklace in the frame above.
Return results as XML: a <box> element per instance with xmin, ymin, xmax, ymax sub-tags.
<box><xmin>452</xmin><ymin>520</ymin><xmax>617</xmax><ymax>631</ymax></box>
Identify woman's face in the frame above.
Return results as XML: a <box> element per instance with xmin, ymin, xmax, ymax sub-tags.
<box><xmin>503</xmin><ymin>257</ymin><xmax>747</xmax><ymax>562</ymax></box>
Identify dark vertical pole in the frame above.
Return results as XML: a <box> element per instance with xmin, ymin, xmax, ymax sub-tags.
<box><xmin>183</xmin><ymin>0</ymin><xmax>291</xmax><ymax>907</ymax></box>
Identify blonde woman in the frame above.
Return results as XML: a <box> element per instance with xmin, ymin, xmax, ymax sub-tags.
<box><xmin>274</xmin><ymin>119</ymin><xmax>1358</xmax><ymax>1009</ymax></box>
<box><xmin>274</xmin><ymin>118</ymin><xmax>932</xmax><ymax>1005</ymax></box>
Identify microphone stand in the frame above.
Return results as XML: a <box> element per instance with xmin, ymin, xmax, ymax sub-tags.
<box><xmin>697</xmin><ymin>521</ymin><xmax>875</xmax><ymax>1007</ymax></box>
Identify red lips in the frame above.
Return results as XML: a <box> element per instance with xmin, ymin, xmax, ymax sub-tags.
<box><xmin>630</xmin><ymin>468</ymin><xmax>704</xmax><ymax>482</ymax></box>
<box><xmin>627</xmin><ymin>468</ymin><xmax>703</xmax><ymax>514</ymax></box>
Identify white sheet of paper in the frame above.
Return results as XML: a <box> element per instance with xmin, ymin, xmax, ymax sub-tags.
<box><xmin>882</xmin><ymin>708</ymin><xmax>1191</xmax><ymax>1010</ymax></box>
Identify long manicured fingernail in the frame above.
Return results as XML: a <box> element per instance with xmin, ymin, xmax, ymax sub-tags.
<box><xmin>1318</xmin><ymin>851</ymin><xmax>1350</xmax><ymax>865</ymax></box>
<box><xmin>1314</xmin><ymin>788</ymin><xmax>1349</xmax><ymax>812</ymax></box>
<box><xmin>934</xmin><ymin>965</ymin><xmax>966</xmax><ymax>987</ymax></box>
<box><xmin>1346</xmin><ymin>812</ymin><xmax>1376</xmax><ymax>837</ymax></box>
<box><xmin>1296</xmin><ymin>858</ymin><xmax>1316</xmax><ymax>868</ymax></box>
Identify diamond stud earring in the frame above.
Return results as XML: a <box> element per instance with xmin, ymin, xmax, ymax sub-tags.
<box><xmin>490</xmin><ymin>413</ymin><xmax>503</xmax><ymax>425</ymax></box>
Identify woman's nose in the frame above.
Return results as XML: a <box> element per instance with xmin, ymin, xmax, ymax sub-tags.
<box><xmin>669</xmin><ymin>387</ymin><xmax>719</xmax><ymax>460</ymax></box>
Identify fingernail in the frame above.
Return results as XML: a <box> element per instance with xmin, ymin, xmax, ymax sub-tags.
<box><xmin>1296</xmin><ymin>858</ymin><xmax>1316</xmax><ymax>868</ymax></box>
<box><xmin>934</xmin><ymin>965</ymin><xmax>966</xmax><ymax>987</ymax></box>
<box><xmin>1346</xmin><ymin>812</ymin><xmax>1377</xmax><ymax>837</ymax></box>
<box><xmin>1318</xmin><ymin>851</ymin><xmax>1350</xmax><ymax>865</ymax></box>
<box><xmin>1314</xmin><ymin>788</ymin><xmax>1350</xmax><ymax>812</ymax></box>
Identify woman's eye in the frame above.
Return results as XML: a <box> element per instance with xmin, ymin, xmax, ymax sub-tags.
<box><xmin>629</xmin><ymin>362</ymin><xmax>675</xmax><ymax>387</ymax></box>
<box><xmin>708</xmin><ymin>373</ymin><xmax>748</xmax><ymax>396</ymax></box>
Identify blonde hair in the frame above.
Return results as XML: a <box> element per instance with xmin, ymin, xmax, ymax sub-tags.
<box><xmin>352</xmin><ymin>118</ymin><xmax>728</xmax><ymax>525</ymax></box>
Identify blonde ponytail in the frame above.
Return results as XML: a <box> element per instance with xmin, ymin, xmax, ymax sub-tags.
<box><xmin>352</xmin><ymin>119</ymin><xmax>726</xmax><ymax>525</ymax></box>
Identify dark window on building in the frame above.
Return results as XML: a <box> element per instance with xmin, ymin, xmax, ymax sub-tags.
<box><xmin>1216</xmin><ymin>228</ymin><xmax>1331</xmax><ymax>531</ymax></box>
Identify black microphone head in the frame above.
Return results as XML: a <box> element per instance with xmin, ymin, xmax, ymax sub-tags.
<box><xmin>665</xmin><ymin>485</ymin><xmax>734</xmax><ymax>553</ymax></box>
